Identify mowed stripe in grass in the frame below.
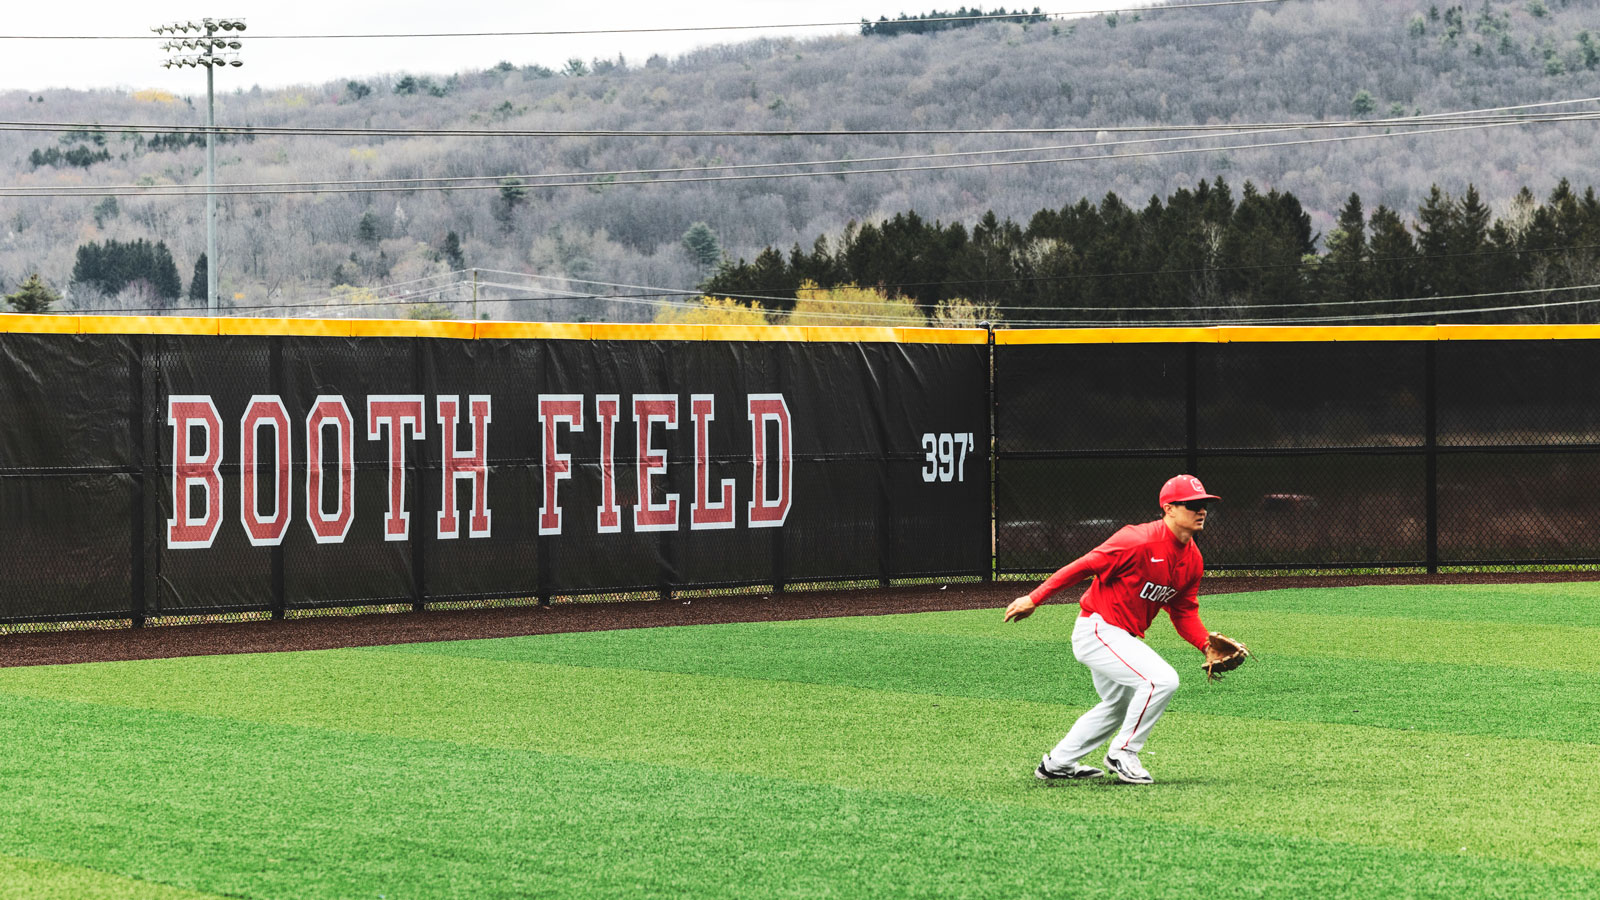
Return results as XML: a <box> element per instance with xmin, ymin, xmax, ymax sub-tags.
<box><xmin>791</xmin><ymin>602</ymin><xmax>1600</xmax><ymax>673</ymax></box>
<box><xmin>371</xmin><ymin>618</ymin><xmax>1600</xmax><ymax>743</ymax></box>
<box><xmin>0</xmin><ymin>693</ymin><xmax>1595</xmax><ymax>900</ymax></box>
<box><xmin>1198</xmin><ymin>582</ymin><xmax>1600</xmax><ymax>625</ymax></box>
<box><xmin>1</xmin><ymin>648</ymin><xmax>1598</xmax><ymax>867</ymax></box>
<box><xmin>0</xmin><ymin>853</ymin><xmax>227</xmax><ymax>900</ymax></box>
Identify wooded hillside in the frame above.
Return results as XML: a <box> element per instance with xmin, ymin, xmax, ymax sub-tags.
<box><xmin>1</xmin><ymin>0</ymin><xmax>1597</xmax><ymax>321</ymax></box>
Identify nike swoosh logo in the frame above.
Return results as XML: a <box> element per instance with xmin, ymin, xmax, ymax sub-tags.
<box><xmin>1150</xmin><ymin>558</ymin><xmax>1164</xmax><ymax>562</ymax></box>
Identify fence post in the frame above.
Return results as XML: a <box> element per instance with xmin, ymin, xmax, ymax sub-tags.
<box><xmin>773</xmin><ymin>345</ymin><xmax>789</xmax><ymax>593</ymax></box>
<box><xmin>536</xmin><ymin>533</ymin><xmax>551</xmax><ymax>607</ymax></box>
<box><xmin>411</xmin><ymin>338</ymin><xmax>428</xmax><ymax>611</ymax></box>
<box><xmin>984</xmin><ymin>322</ymin><xmax>996</xmax><ymax>582</ymax></box>
<box><xmin>1425</xmin><ymin>342</ymin><xmax>1438</xmax><ymax>574</ymax></box>
<box><xmin>130</xmin><ymin>335</ymin><xmax>147</xmax><ymax>629</ymax></box>
<box><xmin>1185</xmin><ymin>343</ymin><xmax>1199</xmax><ymax>475</ymax></box>
<box><xmin>270</xmin><ymin>337</ymin><xmax>286</xmax><ymax>619</ymax></box>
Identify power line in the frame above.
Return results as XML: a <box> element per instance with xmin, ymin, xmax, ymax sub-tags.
<box><xmin>6</xmin><ymin>98</ymin><xmax>1598</xmax><ymax>138</ymax></box>
<box><xmin>0</xmin><ymin>2</ymin><xmax>1289</xmax><ymax>41</ymax></box>
<box><xmin>59</xmin><ymin>275</ymin><xmax>1600</xmax><ymax>327</ymax></box>
<box><xmin>1058</xmin><ymin>288</ymin><xmax>1600</xmax><ymax>327</ymax></box>
<box><xmin>14</xmin><ymin>100</ymin><xmax>1600</xmax><ymax>196</ymax></box>
<box><xmin>472</xmin><ymin>269</ymin><xmax>1600</xmax><ymax>319</ymax></box>
<box><xmin>0</xmin><ymin>127</ymin><xmax>1316</xmax><ymax>195</ymax></box>
<box><xmin>6</xmin><ymin>112</ymin><xmax>1598</xmax><ymax>199</ymax></box>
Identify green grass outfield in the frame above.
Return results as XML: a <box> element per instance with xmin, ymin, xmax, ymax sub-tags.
<box><xmin>1</xmin><ymin>583</ymin><xmax>1598</xmax><ymax>899</ymax></box>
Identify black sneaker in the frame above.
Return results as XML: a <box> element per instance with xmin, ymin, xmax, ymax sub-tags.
<box><xmin>1035</xmin><ymin>755</ymin><xmax>1104</xmax><ymax>780</ymax></box>
<box><xmin>1104</xmin><ymin>750</ymin><xmax>1154</xmax><ymax>784</ymax></box>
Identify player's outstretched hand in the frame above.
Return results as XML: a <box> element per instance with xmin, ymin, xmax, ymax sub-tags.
<box><xmin>1003</xmin><ymin>596</ymin><xmax>1038</xmax><ymax>623</ymax></box>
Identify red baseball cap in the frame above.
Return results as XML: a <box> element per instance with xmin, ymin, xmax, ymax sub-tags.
<box><xmin>1159</xmin><ymin>474</ymin><xmax>1221</xmax><ymax>506</ymax></box>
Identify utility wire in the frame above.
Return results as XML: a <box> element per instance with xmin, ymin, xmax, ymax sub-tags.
<box><xmin>6</xmin><ymin>113</ymin><xmax>1597</xmax><ymax>199</ymax></box>
<box><xmin>15</xmin><ymin>100</ymin><xmax>1600</xmax><ymax>196</ymax></box>
<box><xmin>0</xmin><ymin>1</ymin><xmax>1290</xmax><ymax>41</ymax></box>
<box><xmin>0</xmin><ymin>124</ymin><xmax>1350</xmax><ymax>195</ymax></box>
<box><xmin>60</xmin><ymin>276</ymin><xmax>1600</xmax><ymax>327</ymax></box>
<box><xmin>6</xmin><ymin>98</ymin><xmax>1597</xmax><ymax>138</ymax></box>
<box><xmin>472</xmin><ymin>268</ymin><xmax>1600</xmax><ymax>317</ymax></box>
<box><xmin>0</xmin><ymin>127</ymin><xmax>1343</xmax><ymax>195</ymax></box>
<box><xmin>1038</xmin><ymin>289</ymin><xmax>1600</xmax><ymax>327</ymax></box>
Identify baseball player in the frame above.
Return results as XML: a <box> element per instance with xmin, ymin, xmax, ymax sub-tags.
<box><xmin>1003</xmin><ymin>474</ymin><xmax>1221</xmax><ymax>785</ymax></box>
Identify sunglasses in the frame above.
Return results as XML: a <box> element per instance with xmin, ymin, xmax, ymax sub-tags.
<box><xmin>1176</xmin><ymin>500</ymin><xmax>1211</xmax><ymax>511</ymax></box>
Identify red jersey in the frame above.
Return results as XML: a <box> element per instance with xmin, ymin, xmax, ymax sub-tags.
<box><xmin>1027</xmin><ymin>519</ymin><xmax>1209</xmax><ymax>650</ymax></box>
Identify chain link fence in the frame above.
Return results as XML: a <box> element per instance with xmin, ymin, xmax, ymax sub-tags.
<box><xmin>996</xmin><ymin>338</ymin><xmax>1600</xmax><ymax>572</ymax></box>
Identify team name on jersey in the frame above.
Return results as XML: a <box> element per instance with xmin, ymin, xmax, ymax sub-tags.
<box><xmin>1138</xmin><ymin>582</ymin><xmax>1178</xmax><ymax>604</ymax></box>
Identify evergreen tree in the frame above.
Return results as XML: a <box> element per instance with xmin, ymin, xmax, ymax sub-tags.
<box><xmin>749</xmin><ymin>247</ymin><xmax>800</xmax><ymax>310</ymax></box>
<box><xmin>70</xmin><ymin>238</ymin><xmax>183</xmax><ymax>304</ymax></box>
<box><xmin>5</xmin><ymin>274</ymin><xmax>60</xmax><ymax>313</ymax></box>
<box><xmin>1219</xmin><ymin>182</ymin><xmax>1314</xmax><ymax>309</ymax></box>
<box><xmin>789</xmin><ymin>235</ymin><xmax>849</xmax><ymax>290</ymax></box>
<box><xmin>493</xmin><ymin>178</ymin><xmax>529</xmax><ymax>229</ymax></box>
<box><xmin>1414</xmin><ymin>185</ymin><xmax>1457</xmax><ymax>296</ymax></box>
<box><xmin>92</xmin><ymin>197</ymin><xmax>119</xmax><ymax>228</ymax></box>
<box><xmin>1367</xmin><ymin>204</ymin><xmax>1421</xmax><ymax>315</ymax></box>
<box><xmin>1319</xmin><ymin>193</ymin><xmax>1370</xmax><ymax>304</ymax></box>
<box><xmin>189</xmin><ymin>254</ymin><xmax>208</xmax><ymax>303</ymax></box>
<box><xmin>357</xmin><ymin>211</ymin><xmax>380</xmax><ymax>244</ymax></box>
<box><xmin>1454</xmin><ymin>184</ymin><xmax>1496</xmax><ymax>302</ymax></box>
<box><xmin>681</xmin><ymin>222</ymin><xmax>723</xmax><ymax>273</ymax></box>
<box><xmin>949</xmin><ymin>211</ymin><xmax>1020</xmax><ymax>312</ymax></box>
<box><xmin>442</xmin><ymin>231</ymin><xmax>466</xmax><ymax>270</ymax></box>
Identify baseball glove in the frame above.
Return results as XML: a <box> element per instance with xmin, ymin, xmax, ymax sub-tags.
<box><xmin>1202</xmin><ymin>631</ymin><xmax>1250</xmax><ymax>680</ymax></box>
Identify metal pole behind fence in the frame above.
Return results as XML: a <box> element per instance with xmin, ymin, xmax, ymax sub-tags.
<box><xmin>270</xmin><ymin>337</ymin><xmax>285</xmax><ymax>618</ymax></box>
<box><xmin>984</xmin><ymin>322</ymin><xmax>996</xmax><ymax>582</ymax></box>
<box><xmin>1185</xmin><ymin>343</ymin><xmax>1199</xmax><ymax>475</ymax></box>
<box><xmin>1425</xmin><ymin>342</ymin><xmax>1438</xmax><ymax>573</ymax></box>
<box><xmin>131</xmin><ymin>336</ymin><xmax>147</xmax><ymax>628</ymax></box>
<box><xmin>411</xmin><ymin>339</ymin><xmax>429</xmax><ymax>611</ymax></box>
<box><xmin>205</xmin><ymin>61</ymin><xmax>217</xmax><ymax>314</ymax></box>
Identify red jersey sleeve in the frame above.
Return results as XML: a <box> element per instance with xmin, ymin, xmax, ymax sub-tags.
<box><xmin>1027</xmin><ymin>526</ymin><xmax>1139</xmax><ymax>605</ymax></box>
<box><xmin>1166</xmin><ymin>570</ymin><xmax>1209</xmax><ymax>651</ymax></box>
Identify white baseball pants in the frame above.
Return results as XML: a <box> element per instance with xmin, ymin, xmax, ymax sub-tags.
<box><xmin>1045</xmin><ymin>613</ymin><xmax>1181</xmax><ymax>767</ymax></box>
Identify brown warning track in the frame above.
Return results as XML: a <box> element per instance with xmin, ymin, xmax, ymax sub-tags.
<box><xmin>4</xmin><ymin>571</ymin><xmax>1599</xmax><ymax>669</ymax></box>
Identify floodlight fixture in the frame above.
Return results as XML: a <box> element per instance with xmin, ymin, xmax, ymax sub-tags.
<box><xmin>151</xmin><ymin>14</ymin><xmax>247</xmax><ymax>315</ymax></box>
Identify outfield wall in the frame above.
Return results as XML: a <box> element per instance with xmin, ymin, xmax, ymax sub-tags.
<box><xmin>0</xmin><ymin>318</ymin><xmax>989</xmax><ymax>624</ymax></box>
<box><xmin>6</xmin><ymin>317</ymin><xmax>1600</xmax><ymax>625</ymax></box>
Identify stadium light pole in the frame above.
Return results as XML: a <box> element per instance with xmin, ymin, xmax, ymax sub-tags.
<box><xmin>154</xmin><ymin>17</ymin><xmax>246</xmax><ymax>314</ymax></box>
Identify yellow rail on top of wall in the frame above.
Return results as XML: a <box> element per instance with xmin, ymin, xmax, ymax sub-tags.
<box><xmin>5</xmin><ymin>315</ymin><xmax>1600</xmax><ymax>343</ymax></box>
<box><xmin>0</xmin><ymin>315</ymin><xmax>992</xmax><ymax>343</ymax></box>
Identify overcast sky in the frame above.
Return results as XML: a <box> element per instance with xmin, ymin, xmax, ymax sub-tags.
<box><xmin>1</xmin><ymin>1</ymin><xmax>1138</xmax><ymax>95</ymax></box>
